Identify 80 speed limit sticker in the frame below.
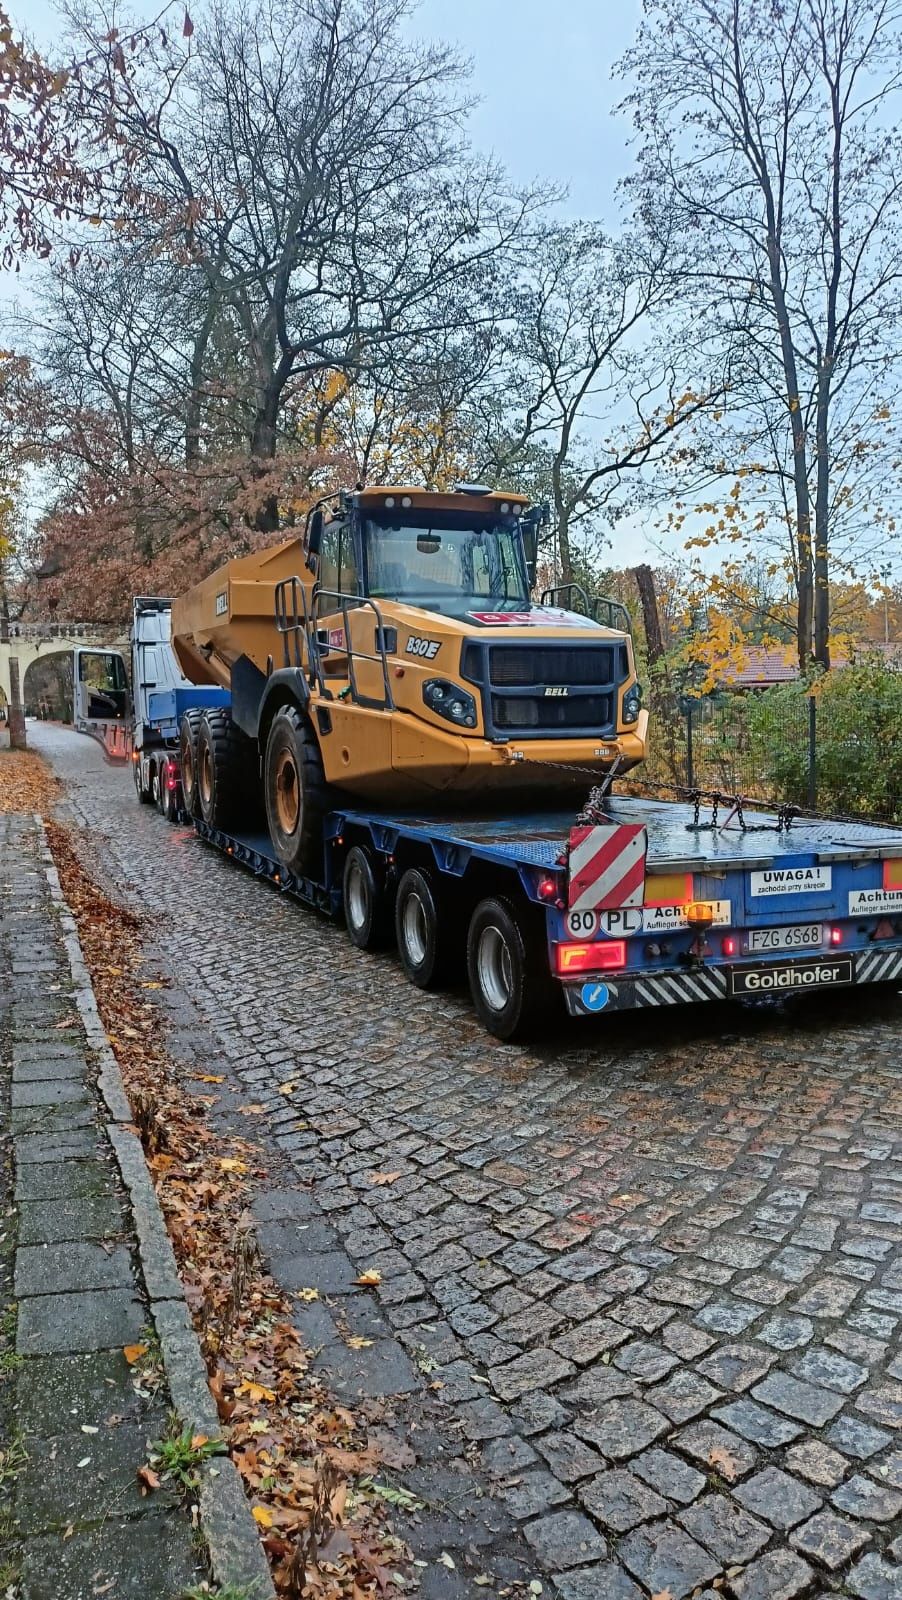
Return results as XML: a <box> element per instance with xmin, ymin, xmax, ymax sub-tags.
<box><xmin>565</xmin><ymin>907</ymin><xmax>643</xmax><ymax>939</ymax></box>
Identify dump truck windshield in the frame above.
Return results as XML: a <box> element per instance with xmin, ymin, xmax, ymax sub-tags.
<box><xmin>363</xmin><ymin>515</ymin><xmax>529</xmax><ymax>611</ymax></box>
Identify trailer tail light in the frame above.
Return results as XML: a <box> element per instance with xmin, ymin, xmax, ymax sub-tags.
<box><xmin>537</xmin><ymin>874</ymin><xmax>558</xmax><ymax>901</ymax></box>
<box><xmin>722</xmin><ymin>935</ymin><xmax>738</xmax><ymax>958</ymax></box>
<box><xmin>829</xmin><ymin>926</ymin><xmax>843</xmax><ymax>946</ymax></box>
<box><xmin>556</xmin><ymin>940</ymin><xmax>626</xmax><ymax>975</ymax></box>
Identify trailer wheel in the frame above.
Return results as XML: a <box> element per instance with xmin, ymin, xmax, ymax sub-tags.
<box><xmin>394</xmin><ymin>867</ymin><xmax>453</xmax><ymax>988</ymax></box>
<box><xmin>161</xmin><ymin>771</ymin><xmax>180</xmax><ymax>822</ymax></box>
<box><xmin>133</xmin><ymin>756</ymin><xmax>152</xmax><ymax>805</ymax></box>
<box><xmin>179</xmin><ymin>710</ymin><xmax>205</xmax><ymax>817</ymax></box>
<box><xmin>467</xmin><ymin>896</ymin><xmax>556</xmax><ymax>1041</ymax></box>
<box><xmin>343</xmin><ymin>846</ymin><xmax>392</xmax><ymax>950</ymax></box>
<box><xmin>264</xmin><ymin>706</ymin><xmax>327</xmax><ymax>877</ymax></box>
<box><xmin>197</xmin><ymin>709</ymin><xmax>248</xmax><ymax>830</ymax></box>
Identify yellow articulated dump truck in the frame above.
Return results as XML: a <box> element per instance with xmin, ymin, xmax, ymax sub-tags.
<box><xmin>170</xmin><ymin>482</ymin><xmax>647</xmax><ymax>880</ymax></box>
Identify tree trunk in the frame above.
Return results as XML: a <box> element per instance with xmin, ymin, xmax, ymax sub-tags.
<box><xmin>813</xmin><ymin>376</ymin><xmax>831</xmax><ymax>669</ymax></box>
<box><xmin>633</xmin><ymin>564</ymin><xmax>665</xmax><ymax>667</ymax></box>
<box><xmin>7</xmin><ymin>654</ymin><xmax>25</xmax><ymax>749</ymax></box>
<box><xmin>0</xmin><ymin>590</ymin><xmax>26</xmax><ymax>749</ymax></box>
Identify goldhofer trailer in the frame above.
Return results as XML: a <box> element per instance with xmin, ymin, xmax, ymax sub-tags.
<box><xmin>179</xmin><ymin>793</ymin><xmax>902</xmax><ymax>1040</ymax></box>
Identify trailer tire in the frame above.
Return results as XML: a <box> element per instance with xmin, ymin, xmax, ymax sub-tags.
<box><xmin>197</xmin><ymin>709</ymin><xmax>248</xmax><ymax>830</ymax></box>
<box><xmin>395</xmin><ymin>867</ymin><xmax>453</xmax><ymax>989</ymax></box>
<box><xmin>161</xmin><ymin>772</ymin><xmax>180</xmax><ymax>822</ymax></box>
<box><xmin>179</xmin><ymin>710</ymin><xmax>205</xmax><ymax>817</ymax></box>
<box><xmin>467</xmin><ymin>896</ymin><xmax>557</xmax><ymax>1041</ymax></box>
<box><xmin>133</xmin><ymin>757</ymin><xmax>152</xmax><ymax>805</ymax></box>
<box><xmin>343</xmin><ymin>846</ymin><xmax>392</xmax><ymax>951</ymax></box>
<box><xmin>264</xmin><ymin>706</ymin><xmax>327</xmax><ymax>877</ymax></box>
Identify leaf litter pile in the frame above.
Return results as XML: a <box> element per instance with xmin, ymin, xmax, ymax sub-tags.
<box><xmin>0</xmin><ymin>747</ymin><xmax>61</xmax><ymax>813</ymax></box>
<box><xmin>47</xmin><ymin>821</ymin><xmax>409</xmax><ymax>1599</ymax></box>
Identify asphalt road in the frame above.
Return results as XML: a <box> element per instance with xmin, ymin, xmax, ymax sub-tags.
<box><xmin>29</xmin><ymin>720</ymin><xmax>902</xmax><ymax>1600</ymax></box>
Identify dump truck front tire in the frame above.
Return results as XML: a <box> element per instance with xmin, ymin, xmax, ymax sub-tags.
<box><xmin>197</xmin><ymin>709</ymin><xmax>248</xmax><ymax>830</ymax></box>
<box><xmin>179</xmin><ymin>710</ymin><xmax>205</xmax><ymax>817</ymax></box>
<box><xmin>264</xmin><ymin>706</ymin><xmax>326</xmax><ymax>877</ymax></box>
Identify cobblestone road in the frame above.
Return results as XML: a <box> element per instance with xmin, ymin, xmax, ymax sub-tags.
<box><xmin>32</xmin><ymin>722</ymin><xmax>902</xmax><ymax>1600</ymax></box>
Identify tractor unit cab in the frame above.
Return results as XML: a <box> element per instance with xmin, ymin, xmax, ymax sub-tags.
<box><xmin>169</xmin><ymin>484</ymin><xmax>648</xmax><ymax>876</ymax></box>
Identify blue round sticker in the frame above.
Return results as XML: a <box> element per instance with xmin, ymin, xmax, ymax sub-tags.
<box><xmin>581</xmin><ymin>982</ymin><xmax>610</xmax><ymax>1012</ymax></box>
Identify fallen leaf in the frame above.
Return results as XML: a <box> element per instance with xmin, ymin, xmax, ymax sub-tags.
<box><xmin>367</xmin><ymin>1171</ymin><xmax>402</xmax><ymax>1186</ymax></box>
<box><xmin>81</xmin><ymin>1424</ymin><xmax>99</xmax><ymax>1434</ymax></box>
<box><xmin>63</xmin><ymin>1523</ymin><xmax>75</xmax><ymax>1540</ymax></box>
<box><xmin>219</xmin><ymin>1158</ymin><xmax>248</xmax><ymax>1174</ymax></box>
<box><xmin>252</xmin><ymin>1504</ymin><xmax>273</xmax><ymax>1527</ymax></box>
<box><xmin>137</xmin><ymin>1463</ymin><xmax>161</xmax><ymax>1493</ymax></box>
<box><xmin>194</xmin><ymin>1073</ymin><xmax>224</xmax><ymax>1084</ymax></box>
<box><xmin>438</xmin><ymin>1552</ymin><xmax>456</xmax><ymax>1569</ymax></box>
<box><xmin>707</xmin><ymin>1445</ymin><xmax>741</xmax><ymax>1479</ymax></box>
<box><xmin>355</xmin><ymin>1269</ymin><xmax>382</xmax><ymax>1287</ymax></box>
<box><xmin>76</xmin><ymin>1456</ymin><xmax>91</xmax><ymax>1468</ymax></box>
<box><xmin>277</xmin><ymin>1081</ymin><xmax>296</xmax><ymax>1095</ymax></box>
<box><xmin>650</xmin><ymin>1591</ymin><xmax>675</xmax><ymax>1600</ymax></box>
<box><xmin>236</xmin><ymin>1380</ymin><xmax>276</xmax><ymax>1403</ymax></box>
<box><xmin>295</xmin><ymin>1288</ymin><xmax>319</xmax><ymax>1302</ymax></box>
<box><xmin>141</xmin><ymin>981</ymin><xmax>165</xmax><ymax>990</ymax></box>
<box><xmin>238</xmin><ymin>1104</ymin><xmax>265</xmax><ymax>1115</ymax></box>
<box><xmin>122</xmin><ymin>1343</ymin><xmax>147</xmax><ymax>1365</ymax></box>
<box><xmin>346</xmin><ymin>1335</ymin><xmax>374</xmax><ymax>1349</ymax></box>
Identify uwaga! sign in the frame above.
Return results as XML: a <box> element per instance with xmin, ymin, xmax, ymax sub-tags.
<box><xmin>749</xmin><ymin>867</ymin><xmax>832</xmax><ymax>898</ymax></box>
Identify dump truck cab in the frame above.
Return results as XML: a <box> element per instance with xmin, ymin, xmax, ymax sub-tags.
<box><xmin>302</xmin><ymin>483</ymin><xmax>646</xmax><ymax>767</ymax></box>
<box><xmin>170</xmin><ymin>483</ymin><xmax>647</xmax><ymax>876</ymax></box>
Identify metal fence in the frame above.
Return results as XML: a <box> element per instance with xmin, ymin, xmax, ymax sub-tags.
<box><xmin>645</xmin><ymin>686</ymin><xmax>902</xmax><ymax>823</ymax></box>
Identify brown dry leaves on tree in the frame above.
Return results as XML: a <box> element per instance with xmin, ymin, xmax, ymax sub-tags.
<box><xmin>0</xmin><ymin>748</ymin><xmax>60</xmax><ymax>813</ymax></box>
<box><xmin>47</xmin><ymin>821</ymin><xmax>408</xmax><ymax>1599</ymax></box>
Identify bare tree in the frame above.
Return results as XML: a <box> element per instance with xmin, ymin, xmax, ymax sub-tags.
<box><xmin>620</xmin><ymin>0</ymin><xmax>902</xmax><ymax>669</ymax></box>
<box><xmin>481</xmin><ymin>224</ymin><xmax>720</xmax><ymax>585</ymax></box>
<box><xmin>71</xmin><ymin>0</ymin><xmax>542</xmax><ymax>526</ymax></box>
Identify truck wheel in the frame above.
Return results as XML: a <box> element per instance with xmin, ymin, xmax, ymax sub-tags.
<box><xmin>133</xmin><ymin>757</ymin><xmax>152</xmax><ymax>805</ymax></box>
<box><xmin>395</xmin><ymin>868</ymin><xmax>452</xmax><ymax>988</ymax></box>
<box><xmin>467</xmin><ymin>896</ymin><xmax>556</xmax><ymax>1041</ymax></box>
<box><xmin>179</xmin><ymin>710</ymin><xmax>204</xmax><ymax>817</ymax></box>
<box><xmin>343</xmin><ymin>846</ymin><xmax>392</xmax><ymax>950</ymax></box>
<box><xmin>264</xmin><ymin>706</ymin><xmax>326</xmax><ymax>877</ymax></box>
<box><xmin>197</xmin><ymin>709</ymin><xmax>247</xmax><ymax>830</ymax></box>
<box><xmin>161</xmin><ymin>772</ymin><xmax>180</xmax><ymax>822</ymax></box>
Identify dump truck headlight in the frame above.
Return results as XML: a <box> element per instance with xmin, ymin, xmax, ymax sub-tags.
<box><xmin>622</xmin><ymin>684</ymin><xmax>642</xmax><ymax>724</ymax></box>
<box><xmin>423</xmin><ymin>679</ymin><xmax>478</xmax><ymax>729</ymax></box>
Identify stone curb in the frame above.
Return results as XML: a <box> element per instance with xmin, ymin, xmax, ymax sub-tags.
<box><xmin>36</xmin><ymin>816</ymin><xmax>275</xmax><ymax>1599</ymax></box>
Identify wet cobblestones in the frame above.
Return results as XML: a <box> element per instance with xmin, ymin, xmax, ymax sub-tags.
<box><xmin>32</xmin><ymin>723</ymin><xmax>902</xmax><ymax>1599</ymax></box>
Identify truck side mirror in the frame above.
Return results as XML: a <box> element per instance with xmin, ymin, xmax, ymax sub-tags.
<box><xmin>306</xmin><ymin>507</ymin><xmax>324</xmax><ymax>557</ymax></box>
<box><xmin>521</xmin><ymin>521</ymin><xmax>538</xmax><ymax>590</ymax></box>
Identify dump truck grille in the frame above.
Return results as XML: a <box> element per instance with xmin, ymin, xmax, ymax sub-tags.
<box><xmin>488</xmin><ymin>645</ymin><xmax>615</xmax><ymax>686</ymax></box>
<box><xmin>493</xmin><ymin>693</ymin><xmax>612</xmax><ymax>730</ymax></box>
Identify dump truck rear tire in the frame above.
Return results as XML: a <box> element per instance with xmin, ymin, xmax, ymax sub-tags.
<box><xmin>467</xmin><ymin>896</ymin><xmax>557</xmax><ymax>1041</ymax></box>
<box><xmin>264</xmin><ymin>706</ymin><xmax>326</xmax><ymax>877</ymax></box>
<box><xmin>395</xmin><ymin>867</ymin><xmax>454</xmax><ymax>988</ymax></box>
<box><xmin>343</xmin><ymin>845</ymin><xmax>392</xmax><ymax>950</ymax></box>
<box><xmin>197</xmin><ymin>709</ymin><xmax>248</xmax><ymax>830</ymax></box>
<box><xmin>179</xmin><ymin>710</ymin><xmax>205</xmax><ymax>817</ymax></box>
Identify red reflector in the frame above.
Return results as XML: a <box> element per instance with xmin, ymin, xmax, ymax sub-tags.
<box><xmin>537</xmin><ymin>875</ymin><xmax>558</xmax><ymax>901</ymax></box>
<box><xmin>830</xmin><ymin>926</ymin><xmax>843</xmax><ymax>945</ymax></box>
<box><xmin>722</xmin><ymin>935</ymin><xmax>738</xmax><ymax>957</ymax></box>
<box><xmin>556</xmin><ymin>940</ymin><xmax>626</xmax><ymax>975</ymax></box>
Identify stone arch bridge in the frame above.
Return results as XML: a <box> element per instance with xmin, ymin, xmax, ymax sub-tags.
<box><xmin>0</xmin><ymin>622</ymin><xmax>128</xmax><ymax>710</ymax></box>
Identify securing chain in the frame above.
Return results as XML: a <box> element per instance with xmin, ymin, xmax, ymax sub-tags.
<box><xmin>500</xmin><ymin>747</ymin><xmax>893</xmax><ymax>836</ymax></box>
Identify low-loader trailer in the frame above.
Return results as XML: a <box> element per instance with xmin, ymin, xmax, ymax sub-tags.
<box><xmin>122</xmin><ymin>482</ymin><xmax>902</xmax><ymax>1038</ymax></box>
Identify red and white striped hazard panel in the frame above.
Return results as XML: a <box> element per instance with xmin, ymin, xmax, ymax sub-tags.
<box><xmin>567</xmin><ymin>824</ymin><xmax>647</xmax><ymax>912</ymax></box>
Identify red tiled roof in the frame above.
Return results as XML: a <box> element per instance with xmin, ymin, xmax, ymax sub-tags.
<box><xmin>717</xmin><ymin>641</ymin><xmax>902</xmax><ymax>687</ymax></box>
